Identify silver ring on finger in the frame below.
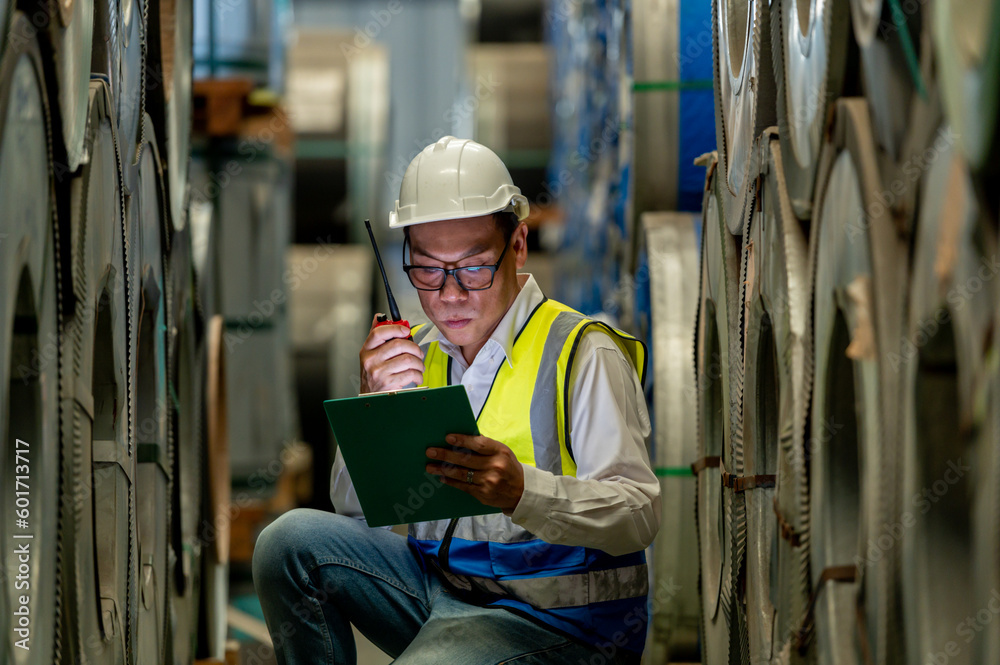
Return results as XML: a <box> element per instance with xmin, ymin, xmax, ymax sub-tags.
<box><xmin>466</xmin><ymin>469</ymin><xmax>475</xmax><ymax>484</ymax></box>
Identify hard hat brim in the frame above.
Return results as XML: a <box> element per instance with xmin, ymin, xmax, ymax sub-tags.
<box><xmin>389</xmin><ymin>193</ymin><xmax>529</xmax><ymax>229</ymax></box>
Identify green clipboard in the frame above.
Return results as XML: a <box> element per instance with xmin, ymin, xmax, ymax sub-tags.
<box><xmin>323</xmin><ymin>385</ymin><xmax>502</xmax><ymax>526</ymax></box>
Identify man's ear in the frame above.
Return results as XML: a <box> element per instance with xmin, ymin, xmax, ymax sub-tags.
<box><xmin>513</xmin><ymin>222</ymin><xmax>529</xmax><ymax>270</ymax></box>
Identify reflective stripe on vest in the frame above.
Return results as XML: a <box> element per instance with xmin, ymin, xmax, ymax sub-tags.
<box><xmin>412</xmin><ymin>300</ymin><xmax>647</xmax><ymax>476</ymax></box>
<box><xmin>408</xmin><ymin>300</ymin><xmax>650</xmax><ymax>654</ymax></box>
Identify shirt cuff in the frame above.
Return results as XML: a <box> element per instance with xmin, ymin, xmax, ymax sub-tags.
<box><xmin>505</xmin><ymin>463</ymin><xmax>556</xmax><ymax>525</ymax></box>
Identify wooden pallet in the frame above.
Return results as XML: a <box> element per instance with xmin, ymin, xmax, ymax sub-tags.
<box><xmin>192</xmin><ymin>77</ymin><xmax>295</xmax><ymax>155</ymax></box>
<box><xmin>193</xmin><ymin>78</ymin><xmax>255</xmax><ymax>136</ymax></box>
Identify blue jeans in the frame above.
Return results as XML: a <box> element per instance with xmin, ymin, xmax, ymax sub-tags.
<box><xmin>252</xmin><ymin>509</ymin><xmax>641</xmax><ymax>665</ymax></box>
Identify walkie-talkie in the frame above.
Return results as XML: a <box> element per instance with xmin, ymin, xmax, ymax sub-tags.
<box><xmin>364</xmin><ymin>219</ymin><xmax>411</xmax><ymax>338</ymax></box>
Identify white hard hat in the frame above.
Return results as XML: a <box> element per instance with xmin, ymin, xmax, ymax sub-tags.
<box><xmin>389</xmin><ymin>136</ymin><xmax>530</xmax><ymax>229</ymax></box>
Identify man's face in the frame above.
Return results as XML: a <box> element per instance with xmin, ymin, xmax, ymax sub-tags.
<box><xmin>407</xmin><ymin>214</ymin><xmax>527</xmax><ymax>359</ymax></box>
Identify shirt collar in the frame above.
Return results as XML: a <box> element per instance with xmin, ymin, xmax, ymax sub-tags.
<box><xmin>418</xmin><ymin>273</ymin><xmax>544</xmax><ymax>369</ymax></box>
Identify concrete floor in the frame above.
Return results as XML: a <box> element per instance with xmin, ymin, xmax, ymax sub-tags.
<box><xmin>352</xmin><ymin>627</ymin><xmax>393</xmax><ymax>665</ymax></box>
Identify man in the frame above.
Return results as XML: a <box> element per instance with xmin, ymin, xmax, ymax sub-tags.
<box><xmin>253</xmin><ymin>136</ymin><xmax>660</xmax><ymax>664</ymax></box>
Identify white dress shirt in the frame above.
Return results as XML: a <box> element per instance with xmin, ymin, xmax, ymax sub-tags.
<box><xmin>330</xmin><ymin>273</ymin><xmax>660</xmax><ymax>556</ymax></box>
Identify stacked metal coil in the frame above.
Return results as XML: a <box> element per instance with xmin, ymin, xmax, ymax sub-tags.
<box><xmin>642</xmin><ymin>210</ymin><xmax>702</xmax><ymax>662</ymax></box>
<box><xmin>900</xmin><ymin>133</ymin><xmax>996</xmax><ymax>665</ymax></box>
<box><xmin>59</xmin><ymin>78</ymin><xmax>136</xmax><ymax>665</ymax></box>
<box><xmin>713</xmin><ymin>0</ymin><xmax>776</xmax><ymax>235</ymax></box>
<box><xmin>688</xmin><ymin>1</ymin><xmax>1000</xmax><ymax>665</ymax></box>
<box><xmin>806</xmin><ymin>98</ymin><xmax>909</xmax><ymax>665</ymax></box>
<box><xmin>0</xmin><ymin>2</ymin><xmax>225</xmax><ymax>661</ymax></box>
<box><xmin>132</xmin><ymin>111</ymin><xmax>171</xmax><ymax>664</ymax></box>
<box><xmin>632</xmin><ymin>0</ymin><xmax>717</xmax><ymax>215</ymax></box>
<box><xmin>694</xmin><ymin>153</ymin><xmax>742</xmax><ymax>665</ymax></box>
<box><xmin>933</xmin><ymin>0</ymin><xmax>1000</xmax><ymax>216</ymax></box>
<box><xmin>738</xmin><ymin>129</ymin><xmax>810</xmax><ymax>665</ymax></box>
<box><xmin>0</xmin><ymin>15</ymin><xmax>61</xmax><ymax>663</ymax></box>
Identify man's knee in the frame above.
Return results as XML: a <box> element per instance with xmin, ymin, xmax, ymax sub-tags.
<box><xmin>252</xmin><ymin>509</ymin><xmax>365</xmax><ymax>580</ymax></box>
<box><xmin>253</xmin><ymin>508</ymin><xmax>327</xmax><ymax>581</ymax></box>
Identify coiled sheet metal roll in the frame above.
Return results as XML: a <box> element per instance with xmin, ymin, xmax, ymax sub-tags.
<box><xmin>200</xmin><ymin>313</ymin><xmax>230</xmax><ymax>660</ymax></box>
<box><xmin>92</xmin><ymin>0</ymin><xmax>145</xmax><ymax>192</ymax></box>
<box><xmin>131</xmin><ymin>112</ymin><xmax>171</xmax><ymax>665</ymax></box>
<box><xmin>0</xmin><ymin>0</ymin><xmax>9</xmax><ymax>48</ymax></box>
<box><xmin>0</xmin><ymin>0</ymin><xmax>7</xmax><ymax>39</ymax></box>
<box><xmin>806</xmin><ymin>99</ymin><xmax>908</xmax><ymax>665</ymax></box>
<box><xmin>713</xmin><ymin>0</ymin><xmax>776</xmax><ymax>235</ymax></box>
<box><xmin>642</xmin><ymin>211</ymin><xmax>702</xmax><ymax>662</ymax></box>
<box><xmin>740</xmin><ymin>129</ymin><xmax>810</xmax><ymax>665</ymax></box>
<box><xmin>45</xmin><ymin>0</ymin><xmax>94</xmax><ymax>171</ymax></box>
<box><xmin>982</xmin><ymin>306</ymin><xmax>1000</xmax><ymax>665</ymax></box>
<box><xmin>632</xmin><ymin>0</ymin><xmax>717</xmax><ymax>214</ymax></box>
<box><xmin>933</xmin><ymin>0</ymin><xmax>1000</xmax><ymax>216</ymax></box>
<box><xmin>187</xmin><ymin>157</ymin><xmax>218</xmax><ymax>322</ymax></box>
<box><xmin>147</xmin><ymin>0</ymin><xmax>193</xmax><ymax>229</ymax></box>
<box><xmin>0</xmin><ymin>15</ymin><xmax>60</xmax><ymax>664</ymax></box>
<box><xmin>166</xmin><ymin>198</ymin><xmax>203</xmax><ymax>665</ymax></box>
<box><xmin>770</xmin><ymin>0</ymin><xmax>852</xmax><ymax>221</ymax></box>
<box><xmin>694</xmin><ymin>153</ymin><xmax>740</xmax><ymax>665</ymax></box>
<box><xmin>58</xmin><ymin>79</ymin><xmax>137</xmax><ymax>665</ymax></box>
<box><xmin>851</xmin><ymin>0</ymin><xmax>940</xmax><ymax>234</ymax></box>
<box><xmin>900</xmin><ymin>132</ymin><xmax>997</xmax><ymax>665</ymax></box>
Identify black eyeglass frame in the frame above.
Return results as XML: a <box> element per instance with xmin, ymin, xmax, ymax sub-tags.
<box><xmin>402</xmin><ymin>236</ymin><xmax>512</xmax><ymax>291</ymax></box>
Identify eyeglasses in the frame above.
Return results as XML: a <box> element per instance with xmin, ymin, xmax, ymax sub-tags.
<box><xmin>403</xmin><ymin>238</ymin><xmax>511</xmax><ymax>291</ymax></box>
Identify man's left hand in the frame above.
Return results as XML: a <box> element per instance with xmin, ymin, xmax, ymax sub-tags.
<box><xmin>425</xmin><ymin>434</ymin><xmax>524</xmax><ymax>511</ymax></box>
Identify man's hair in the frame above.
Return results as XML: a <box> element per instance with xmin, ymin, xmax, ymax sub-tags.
<box><xmin>403</xmin><ymin>210</ymin><xmax>522</xmax><ymax>244</ymax></box>
<box><xmin>493</xmin><ymin>210</ymin><xmax>520</xmax><ymax>243</ymax></box>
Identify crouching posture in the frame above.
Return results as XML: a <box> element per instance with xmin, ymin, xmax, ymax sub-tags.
<box><xmin>253</xmin><ymin>137</ymin><xmax>660</xmax><ymax>664</ymax></box>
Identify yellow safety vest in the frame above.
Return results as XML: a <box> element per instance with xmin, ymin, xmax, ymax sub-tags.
<box><xmin>408</xmin><ymin>297</ymin><xmax>650</xmax><ymax>654</ymax></box>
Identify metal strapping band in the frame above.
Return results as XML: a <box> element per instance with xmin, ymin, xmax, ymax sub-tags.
<box><xmin>772</xmin><ymin>497</ymin><xmax>802</xmax><ymax>547</ymax></box>
<box><xmin>795</xmin><ymin>565</ymin><xmax>857</xmax><ymax>654</ymax></box>
<box><xmin>655</xmin><ymin>466</ymin><xmax>695</xmax><ymax>477</ymax></box>
<box><xmin>632</xmin><ymin>79</ymin><xmax>714</xmax><ymax>92</ymax></box>
<box><xmin>722</xmin><ymin>473</ymin><xmax>776</xmax><ymax>492</ymax></box>
<box><xmin>856</xmin><ymin>599</ymin><xmax>876</xmax><ymax>665</ymax></box>
<box><xmin>690</xmin><ymin>456</ymin><xmax>722</xmax><ymax>475</ymax></box>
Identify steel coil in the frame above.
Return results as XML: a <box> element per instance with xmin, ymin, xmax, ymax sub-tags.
<box><xmin>211</xmin><ymin>155</ymin><xmax>293</xmax><ymax>478</ymax></box>
<box><xmin>770</xmin><ymin>0</ymin><xmax>852</xmax><ymax>221</ymax></box>
<box><xmin>848</xmin><ymin>0</ymin><xmax>882</xmax><ymax>46</ymax></box>
<box><xmin>900</xmin><ymin>131</ymin><xmax>997</xmax><ymax>665</ymax></box>
<box><xmin>0</xmin><ymin>14</ymin><xmax>60</xmax><ymax>663</ymax></box>
<box><xmin>166</xmin><ymin>201</ymin><xmax>203</xmax><ymax>665</ymax></box>
<box><xmin>979</xmin><ymin>309</ymin><xmax>1000</xmax><ymax>665</ymax></box>
<box><xmin>187</xmin><ymin>158</ymin><xmax>218</xmax><ymax>321</ymax></box>
<box><xmin>642</xmin><ymin>211</ymin><xmax>703</xmax><ymax>662</ymax></box>
<box><xmin>1</xmin><ymin>0</ymin><xmax>9</xmax><ymax>50</ymax></box>
<box><xmin>740</xmin><ymin>130</ymin><xmax>811</xmax><ymax>665</ymax></box>
<box><xmin>852</xmin><ymin>0</ymin><xmax>940</xmax><ymax>233</ymax></box>
<box><xmin>713</xmin><ymin>0</ymin><xmax>776</xmax><ymax>235</ymax></box>
<box><xmin>131</xmin><ymin>111</ymin><xmax>171</xmax><ymax>665</ymax></box>
<box><xmin>933</xmin><ymin>0</ymin><xmax>1000</xmax><ymax>214</ymax></box>
<box><xmin>200</xmin><ymin>313</ymin><xmax>229</xmax><ymax>660</ymax></box>
<box><xmin>58</xmin><ymin>79</ymin><xmax>137</xmax><ymax>665</ymax></box>
<box><xmin>632</xmin><ymin>0</ymin><xmax>717</xmax><ymax>215</ymax></box>
<box><xmin>91</xmin><ymin>0</ymin><xmax>145</xmax><ymax>192</ymax></box>
<box><xmin>214</xmin><ymin>156</ymin><xmax>290</xmax><ymax>320</ymax></box>
<box><xmin>226</xmin><ymin>325</ymin><xmax>266</xmax><ymax>481</ymax></box>
<box><xmin>45</xmin><ymin>0</ymin><xmax>94</xmax><ymax>171</ymax></box>
<box><xmin>695</xmin><ymin>153</ymin><xmax>740</xmax><ymax>664</ymax></box>
<box><xmin>146</xmin><ymin>0</ymin><xmax>193</xmax><ymax>229</ymax></box>
<box><xmin>807</xmin><ymin>99</ymin><xmax>908</xmax><ymax>665</ymax></box>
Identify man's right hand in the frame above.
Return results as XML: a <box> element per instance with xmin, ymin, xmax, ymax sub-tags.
<box><xmin>359</xmin><ymin>314</ymin><xmax>424</xmax><ymax>393</ymax></box>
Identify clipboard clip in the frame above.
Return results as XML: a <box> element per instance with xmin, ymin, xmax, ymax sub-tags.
<box><xmin>358</xmin><ymin>385</ymin><xmax>430</xmax><ymax>397</ymax></box>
